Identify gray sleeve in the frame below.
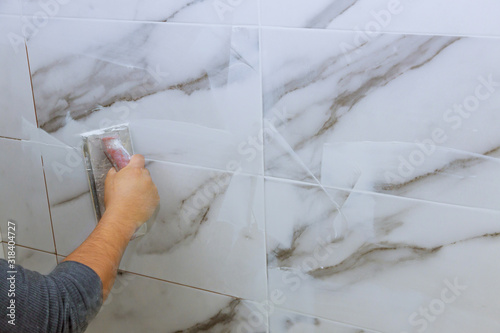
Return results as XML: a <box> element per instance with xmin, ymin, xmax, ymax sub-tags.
<box><xmin>0</xmin><ymin>259</ymin><xmax>103</xmax><ymax>333</ymax></box>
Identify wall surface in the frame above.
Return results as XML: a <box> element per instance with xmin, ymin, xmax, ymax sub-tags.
<box><xmin>1</xmin><ymin>0</ymin><xmax>500</xmax><ymax>332</ymax></box>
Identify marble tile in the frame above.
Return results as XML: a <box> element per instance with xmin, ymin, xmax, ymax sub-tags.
<box><xmin>119</xmin><ymin>161</ymin><xmax>267</xmax><ymax>301</ymax></box>
<box><xmin>0</xmin><ymin>1</ymin><xmax>21</xmax><ymax>15</ymax></box>
<box><xmin>265</xmin><ymin>178</ymin><xmax>500</xmax><ymax>333</ymax></box>
<box><xmin>262</xmin><ymin>28</ymin><xmax>500</xmax><ymax>186</ymax></box>
<box><xmin>261</xmin><ymin>0</ymin><xmax>500</xmax><ymax>36</ymax></box>
<box><xmin>27</xmin><ymin>19</ymin><xmax>262</xmax><ymax>175</ymax></box>
<box><xmin>270</xmin><ymin>309</ymin><xmax>377</xmax><ymax>333</ymax></box>
<box><xmin>0</xmin><ymin>15</ymin><xmax>37</xmax><ymax>140</ymax></box>
<box><xmin>21</xmin><ymin>0</ymin><xmax>258</xmax><ymax>25</ymax></box>
<box><xmin>86</xmin><ymin>271</ymin><xmax>267</xmax><ymax>333</ymax></box>
<box><xmin>2</xmin><ymin>245</ymin><xmax>57</xmax><ymax>274</ymax></box>
<box><xmin>38</xmin><ymin>138</ymin><xmax>97</xmax><ymax>256</ymax></box>
<box><xmin>0</xmin><ymin>138</ymin><xmax>55</xmax><ymax>253</ymax></box>
<box><xmin>320</xmin><ymin>142</ymin><xmax>500</xmax><ymax>211</ymax></box>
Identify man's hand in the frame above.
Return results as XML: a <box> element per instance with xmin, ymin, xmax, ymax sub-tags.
<box><xmin>64</xmin><ymin>154</ymin><xmax>159</xmax><ymax>301</ymax></box>
<box><xmin>104</xmin><ymin>154</ymin><xmax>160</xmax><ymax>229</ymax></box>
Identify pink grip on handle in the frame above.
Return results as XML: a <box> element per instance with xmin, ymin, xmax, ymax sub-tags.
<box><xmin>102</xmin><ymin>136</ymin><xmax>131</xmax><ymax>171</ymax></box>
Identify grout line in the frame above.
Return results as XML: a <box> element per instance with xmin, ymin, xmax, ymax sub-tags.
<box><xmin>0</xmin><ymin>136</ymin><xmax>22</xmax><ymax>141</ymax></box>
<box><xmin>3</xmin><ymin>13</ymin><xmax>500</xmax><ymax>40</ymax></box>
<box><xmin>24</xmin><ymin>40</ymin><xmax>38</xmax><ymax>128</ymax></box>
<box><xmin>256</xmin><ymin>2</ymin><xmax>273</xmax><ymax>329</ymax></box>
<box><xmin>0</xmin><ymin>14</ymin><xmax>20</xmax><ymax>18</ymax></box>
<box><xmin>59</xmin><ymin>253</ymin><xmax>260</xmax><ymax>301</ymax></box>
<box><xmin>271</xmin><ymin>306</ymin><xmax>384</xmax><ymax>333</ymax></box>
<box><xmin>115</xmin><ymin>269</ymin><xmax>250</xmax><ymax>300</ymax></box>
<box><xmin>1</xmin><ymin>241</ymin><xmax>57</xmax><ymax>256</ymax></box>
<box><xmin>145</xmin><ymin>157</ymin><xmax>263</xmax><ymax>178</ymax></box>
<box><xmin>259</xmin><ymin>24</ymin><xmax>500</xmax><ymax>39</ymax></box>
<box><xmin>22</xmin><ymin>15</ymin><xmax>260</xmax><ymax>29</ymax></box>
<box><xmin>40</xmin><ymin>155</ymin><xmax>58</xmax><ymax>255</ymax></box>
<box><xmin>263</xmin><ymin>175</ymin><xmax>500</xmax><ymax>215</ymax></box>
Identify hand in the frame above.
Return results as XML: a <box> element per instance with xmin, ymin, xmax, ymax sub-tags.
<box><xmin>104</xmin><ymin>154</ymin><xmax>160</xmax><ymax>229</ymax></box>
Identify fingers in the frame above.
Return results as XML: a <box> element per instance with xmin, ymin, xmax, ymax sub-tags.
<box><xmin>127</xmin><ymin>154</ymin><xmax>145</xmax><ymax>169</ymax></box>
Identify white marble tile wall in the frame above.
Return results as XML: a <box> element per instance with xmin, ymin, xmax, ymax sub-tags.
<box><xmin>1</xmin><ymin>1</ymin><xmax>500</xmax><ymax>332</ymax></box>
<box><xmin>266</xmin><ymin>179</ymin><xmax>500</xmax><ymax>332</ymax></box>
<box><xmin>119</xmin><ymin>164</ymin><xmax>267</xmax><ymax>301</ymax></box>
<box><xmin>21</xmin><ymin>0</ymin><xmax>259</xmax><ymax>25</ymax></box>
<box><xmin>0</xmin><ymin>0</ymin><xmax>22</xmax><ymax>15</ymax></box>
<box><xmin>86</xmin><ymin>271</ymin><xmax>267</xmax><ymax>333</ymax></box>
<box><xmin>0</xmin><ymin>138</ymin><xmax>55</xmax><ymax>253</ymax></box>
<box><xmin>262</xmin><ymin>28</ymin><xmax>500</xmax><ymax>183</ymax></box>
<box><xmin>261</xmin><ymin>0</ymin><xmax>500</xmax><ymax>36</ymax></box>
<box><xmin>1</xmin><ymin>245</ymin><xmax>57</xmax><ymax>274</ymax></box>
<box><xmin>26</xmin><ymin>19</ymin><xmax>262</xmax><ymax>174</ymax></box>
<box><xmin>0</xmin><ymin>14</ymin><xmax>37</xmax><ymax>140</ymax></box>
<box><xmin>270</xmin><ymin>309</ymin><xmax>378</xmax><ymax>333</ymax></box>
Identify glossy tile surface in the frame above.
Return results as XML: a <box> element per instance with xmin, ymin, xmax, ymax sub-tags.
<box><xmin>40</xmin><ymin>140</ymin><xmax>97</xmax><ymax>256</ymax></box>
<box><xmin>266</xmin><ymin>179</ymin><xmax>500</xmax><ymax>333</ymax></box>
<box><xmin>0</xmin><ymin>15</ymin><xmax>37</xmax><ymax>140</ymax></box>
<box><xmin>2</xmin><ymin>245</ymin><xmax>57</xmax><ymax>274</ymax></box>
<box><xmin>262</xmin><ymin>28</ymin><xmax>500</xmax><ymax>184</ymax></box>
<box><xmin>2</xmin><ymin>2</ymin><xmax>500</xmax><ymax>332</ymax></box>
<box><xmin>261</xmin><ymin>0</ymin><xmax>500</xmax><ymax>35</ymax></box>
<box><xmin>270</xmin><ymin>309</ymin><xmax>377</xmax><ymax>333</ymax></box>
<box><xmin>0</xmin><ymin>138</ymin><xmax>54</xmax><ymax>252</ymax></box>
<box><xmin>119</xmin><ymin>162</ymin><xmax>267</xmax><ymax>301</ymax></box>
<box><xmin>320</xmin><ymin>142</ymin><xmax>500</xmax><ymax>210</ymax></box>
<box><xmin>0</xmin><ymin>1</ymin><xmax>21</xmax><ymax>14</ymax></box>
<box><xmin>21</xmin><ymin>0</ymin><xmax>259</xmax><ymax>25</ymax></box>
<box><xmin>27</xmin><ymin>19</ymin><xmax>262</xmax><ymax>175</ymax></box>
<box><xmin>87</xmin><ymin>272</ymin><xmax>268</xmax><ymax>333</ymax></box>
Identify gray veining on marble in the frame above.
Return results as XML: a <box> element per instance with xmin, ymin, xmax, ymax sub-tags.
<box><xmin>270</xmin><ymin>308</ymin><xmax>377</xmax><ymax>333</ymax></box>
<box><xmin>21</xmin><ymin>0</ymin><xmax>258</xmax><ymax>25</ymax></box>
<box><xmin>266</xmin><ymin>178</ymin><xmax>500</xmax><ymax>332</ymax></box>
<box><xmin>86</xmin><ymin>272</ymin><xmax>267</xmax><ymax>333</ymax></box>
<box><xmin>262</xmin><ymin>28</ymin><xmax>500</xmax><ymax>189</ymax></box>
<box><xmin>261</xmin><ymin>0</ymin><xmax>500</xmax><ymax>36</ymax></box>
<box><xmin>28</xmin><ymin>19</ymin><xmax>262</xmax><ymax>175</ymax></box>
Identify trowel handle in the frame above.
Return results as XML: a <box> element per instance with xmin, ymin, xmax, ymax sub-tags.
<box><xmin>102</xmin><ymin>137</ymin><xmax>131</xmax><ymax>171</ymax></box>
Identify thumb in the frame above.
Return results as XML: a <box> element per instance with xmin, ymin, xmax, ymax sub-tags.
<box><xmin>126</xmin><ymin>154</ymin><xmax>145</xmax><ymax>169</ymax></box>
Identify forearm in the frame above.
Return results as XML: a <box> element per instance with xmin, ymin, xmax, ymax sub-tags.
<box><xmin>64</xmin><ymin>209</ymin><xmax>136</xmax><ymax>300</ymax></box>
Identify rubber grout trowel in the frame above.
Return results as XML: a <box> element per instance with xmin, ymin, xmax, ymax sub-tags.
<box><xmin>81</xmin><ymin>124</ymin><xmax>149</xmax><ymax>239</ymax></box>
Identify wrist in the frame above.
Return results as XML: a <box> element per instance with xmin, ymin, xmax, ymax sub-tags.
<box><xmin>101</xmin><ymin>208</ymin><xmax>139</xmax><ymax>239</ymax></box>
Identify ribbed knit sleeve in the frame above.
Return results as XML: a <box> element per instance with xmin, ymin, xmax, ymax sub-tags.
<box><xmin>0</xmin><ymin>259</ymin><xmax>103</xmax><ymax>333</ymax></box>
